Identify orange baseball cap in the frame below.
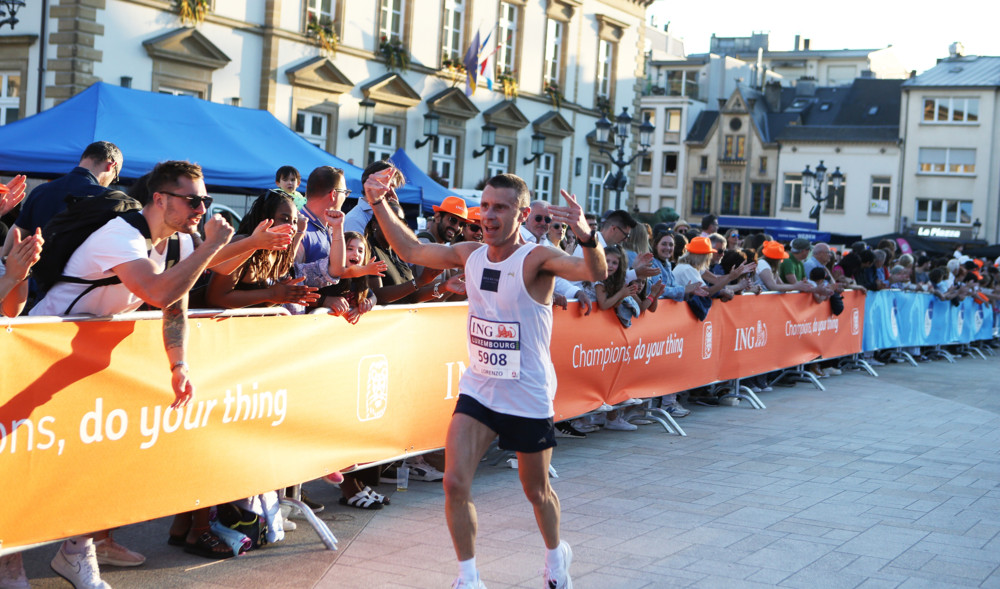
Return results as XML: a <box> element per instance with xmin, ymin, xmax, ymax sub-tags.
<box><xmin>974</xmin><ymin>258</ymin><xmax>984</xmax><ymax>268</ymax></box>
<box><xmin>466</xmin><ymin>206</ymin><xmax>481</xmax><ymax>222</ymax></box>
<box><xmin>432</xmin><ymin>196</ymin><xmax>468</xmax><ymax>220</ymax></box>
<box><xmin>761</xmin><ymin>241</ymin><xmax>789</xmax><ymax>260</ymax></box>
<box><xmin>686</xmin><ymin>236</ymin><xmax>716</xmax><ymax>254</ymax></box>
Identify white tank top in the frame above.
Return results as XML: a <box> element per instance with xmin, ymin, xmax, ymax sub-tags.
<box><xmin>459</xmin><ymin>243</ymin><xmax>556</xmax><ymax>418</ymax></box>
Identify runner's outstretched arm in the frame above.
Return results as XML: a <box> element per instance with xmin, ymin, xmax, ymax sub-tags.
<box><xmin>365</xmin><ymin>178</ymin><xmax>472</xmax><ymax>270</ymax></box>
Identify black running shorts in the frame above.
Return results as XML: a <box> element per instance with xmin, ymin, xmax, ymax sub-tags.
<box><xmin>454</xmin><ymin>394</ymin><xmax>556</xmax><ymax>453</ymax></box>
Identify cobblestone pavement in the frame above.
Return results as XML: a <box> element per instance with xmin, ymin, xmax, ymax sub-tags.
<box><xmin>20</xmin><ymin>353</ymin><xmax>1000</xmax><ymax>588</ymax></box>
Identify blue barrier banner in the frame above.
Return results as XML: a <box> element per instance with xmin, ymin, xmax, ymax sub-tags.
<box><xmin>863</xmin><ymin>291</ymin><xmax>995</xmax><ymax>350</ymax></box>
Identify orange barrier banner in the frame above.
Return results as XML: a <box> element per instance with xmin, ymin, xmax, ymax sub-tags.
<box><xmin>1</xmin><ymin>293</ymin><xmax>862</xmax><ymax>550</ymax></box>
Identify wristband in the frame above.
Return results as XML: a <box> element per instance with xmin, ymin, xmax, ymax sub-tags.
<box><xmin>433</xmin><ymin>282</ymin><xmax>444</xmax><ymax>299</ymax></box>
<box><xmin>646</xmin><ymin>295</ymin><xmax>655</xmax><ymax>303</ymax></box>
<box><xmin>170</xmin><ymin>361</ymin><xmax>188</xmax><ymax>372</ymax></box>
<box><xmin>578</xmin><ymin>230</ymin><xmax>598</xmax><ymax>248</ymax></box>
<box><xmin>410</xmin><ymin>279</ymin><xmax>418</xmax><ymax>292</ymax></box>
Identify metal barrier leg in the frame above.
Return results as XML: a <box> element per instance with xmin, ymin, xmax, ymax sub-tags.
<box><xmin>838</xmin><ymin>354</ymin><xmax>879</xmax><ymax>377</ymax></box>
<box><xmin>716</xmin><ymin>379</ymin><xmax>764</xmax><ymax>410</ymax></box>
<box><xmin>642</xmin><ymin>402</ymin><xmax>686</xmax><ymax>436</ymax></box>
<box><xmin>280</xmin><ymin>485</ymin><xmax>338</xmax><ymax>551</ymax></box>
<box><xmin>770</xmin><ymin>364</ymin><xmax>826</xmax><ymax>392</ymax></box>
<box><xmin>925</xmin><ymin>345</ymin><xmax>955</xmax><ymax>363</ymax></box>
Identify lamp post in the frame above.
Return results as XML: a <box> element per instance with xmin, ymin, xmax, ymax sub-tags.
<box><xmin>801</xmin><ymin>160</ymin><xmax>843</xmax><ymax>231</ymax></box>
<box><xmin>593</xmin><ymin>107</ymin><xmax>654</xmax><ymax>210</ymax></box>
<box><xmin>0</xmin><ymin>0</ymin><xmax>25</xmax><ymax>29</ymax></box>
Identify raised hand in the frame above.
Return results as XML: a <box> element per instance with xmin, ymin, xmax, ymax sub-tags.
<box><xmin>269</xmin><ymin>276</ymin><xmax>320</xmax><ymax>305</ymax></box>
<box><xmin>549</xmin><ymin>189</ymin><xmax>589</xmax><ymax>239</ymax></box>
<box><xmin>249</xmin><ymin>219</ymin><xmax>294</xmax><ymax>251</ymax></box>
<box><xmin>650</xmin><ymin>281</ymin><xmax>666</xmax><ymax>300</ymax></box>
<box><xmin>363</xmin><ymin>167</ymin><xmax>396</xmax><ymax>205</ymax></box>
<box><xmin>324</xmin><ymin>208</ymin><xmax>345</xmax><ymax>228</ymax></box>
<box><xmin>361</xmin><ymin>258</ymin><xmax>388</xmax><ymax>277</ymax></box>
<box><xmin>633</xmin><ymin>252</ymin><xmax>659</xmax><ymax>278</ymax></box>
<box><xmin>204</xmin><ymin>214</ymin><xmax>235</xmax><ymax>248</ymax></box>
<box><xmin>0</xmin><ymin>174</ymin><xmax>27</xmax><ymax>217</ymax></box>
<box><xmin>443</xmin><ymin>272</ymin><xmax>467</xmax><ymax>295</ymax></box>
<box><xmin>5</xmin><ymin>227</ymin><xmax>44</xmax><ymax>282</ymax></box>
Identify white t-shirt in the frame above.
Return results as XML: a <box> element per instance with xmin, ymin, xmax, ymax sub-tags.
<box><xmin>31</xmin><ymin>215</ymin><xmax>195</xmax><ymax>316</ymax></box>
<box><xmin>673</xmin><ymin>263</ymin><xmax>705</xmax><ymax>287</ymax></box>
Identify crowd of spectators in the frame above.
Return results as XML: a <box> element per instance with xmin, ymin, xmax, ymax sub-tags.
<box><xmin>3</xmin><ymin>147</ymin><xmax>999</xmax><ymax>588</ymax></box>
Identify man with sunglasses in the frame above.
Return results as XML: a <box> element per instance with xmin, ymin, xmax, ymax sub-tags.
<box><xmin>519</xmin><ymin>200</ymin><xmax>555</xmax><ymax>246</ymax></box>
<box><xmin>1</xmin><ymin>141</ymin><xmax>123</xmax><ymax>273</ymax></box>
<box><xmin>29</xmin><ymin>161</ymin><xmax>234</xmax><ymax>589</ymax></box>
<box><xmin>420</xmin><ymin>195</ymin><xmax>468</xmax><ymax>244</ymax></box>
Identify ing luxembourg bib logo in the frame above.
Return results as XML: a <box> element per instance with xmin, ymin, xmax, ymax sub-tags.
<box><xmin>357</xmin><ymin>355</ymin><xmax>389</xmax><ymax>421</ymax></box>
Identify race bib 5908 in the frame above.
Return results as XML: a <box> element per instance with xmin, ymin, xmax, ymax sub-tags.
<box><xmin>469</xmin><ymin>316</ymin><xmax>521</xmax><ymax>379</ymax></box>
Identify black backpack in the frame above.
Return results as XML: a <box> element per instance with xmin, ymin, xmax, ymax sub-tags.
<box><xmin>35</xmin><ymin>190</ymin><xmax>180</xmax><ymax>314</ymax></box>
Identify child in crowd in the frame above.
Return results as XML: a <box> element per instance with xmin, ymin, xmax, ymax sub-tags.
<box><xmin>275</xmin><ymin>165</ymin><xmax>306</xmax><ymax>209</ymax></box>
<box><xmin>316</xmin><ymin>231</ymin><xmax>377</xmax><ymax>324</ymax></box>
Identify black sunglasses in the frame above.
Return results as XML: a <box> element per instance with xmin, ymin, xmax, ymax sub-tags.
<box><xmin>161</xmin><ymin>190</ymin><xmax>213</xmax><ymax>210</ymax></box>
<box><xmin>468</xmin><ymin>224</ymin><xmax>482</xmax><ymax>233</ymax></box>
<box><xmin>534</xmin><ymin>215</ymin><xmax>552</xmax><ymax>224</ymax></box>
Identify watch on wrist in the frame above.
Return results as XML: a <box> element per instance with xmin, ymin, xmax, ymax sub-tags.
<box><xmin>170</xmin><ymin>361</ymin><xmax>188</xmax><ymax>372</ymax></box>
<box><xmin>578</xmin><ymin>230</ymin><xmax>598</xmax><ymax>248</ymax></box>
<box><xmin>433</xmin><ymin>282</ymin><xmax>444</xmax><ymax>299</ymax></box>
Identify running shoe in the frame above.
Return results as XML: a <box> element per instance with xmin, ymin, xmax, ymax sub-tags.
<box><xmin>543</xmin><ymin>541</ymin><xmax>573</xmax><ymax>589</ymax></box>
<box><xmin>555</xmin><ymin>422</ymin><xmax>587</xmax><ymax>438</ymax></box>
<box><xmin>51</xmin><ymin>542</ymin><xmax>111</xmax><ymax>589</ymax></box>
<box><xmin>93</xmin><ymin>538</ymin><xmax>145</xmax><ymax>567</ymax></box>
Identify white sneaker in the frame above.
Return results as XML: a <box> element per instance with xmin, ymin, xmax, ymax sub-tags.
<box><xmin>543</xmin><ymin>541</ymin><xmax>573</xmax><ymax>589</ymax></box>
<box><xmin>663</xmin><ymin>403</ymin><xmax>690</xmax><ymax>418</ymax></box>
<box><xmin>93</xmin><ymin>537</ymin><xmax>145</xmax><ymax>567</ymax></box>
<box><xmin>0</xmin><ymin>552</ymin><xmax>29</xmax><ymax>589</ymax></box>
<box><xmin>51</xmin><ymin>541</ymin><xmax>111</xmax><ymax>589</ymax></box>
<box><xmin>283</xmin><ymin>518</ymin><xmax>297</xmax><ymax>531</ymax></box>
<box><xmin>408</xmin><ymin>456</ymin><xmax>445</xmax><ymax>481</ymax></box>
<box><xmin>720</xmin><ymin>397</ymin><xmax>740</xmax><ymax>407</ymax></box>
<box><xmin>823</xmin><ymin>367</ymin><xmax>843</xmax><ymax>376</ymax></box>
<box><xmin>621</xmin><ymin>398</ymin><xmax>644</xmax><ymax>406</ymax></box>
<box><xmin>570</xmin><ymin>419</ymin><xmax>598</xmax><ymax>433</ymax></box>
<box><xmin>604</xmin><ymin>416</ymin><xmax>637</xmax><ymax>431</ymax></box>
<box><xmin>452</xmin><ymin>574</ymin><xmax>487</xmax><ymax>588</ymax></box>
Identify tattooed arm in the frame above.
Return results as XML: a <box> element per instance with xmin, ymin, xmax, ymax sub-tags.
<box><xmin>163</xmin><ymin>294</ymin><xmax>193</xmax><ymax>409</ymax></box>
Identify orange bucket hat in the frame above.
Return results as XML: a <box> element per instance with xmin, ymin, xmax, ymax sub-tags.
<box><xmin>761</xmin><ymin>241</ymin><xmax>789</xmax><ymax>260</ymax></box>
<box><xmin>432</xmin><ymin>196</ymin><xmax>468</xmax><ymax>220</ymax></box>
<box><xmin>686</xmin><ymin>236</ymin><xmax>716</xmax><ymax>254</ymax></box>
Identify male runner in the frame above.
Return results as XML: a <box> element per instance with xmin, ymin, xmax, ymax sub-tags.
<box><xmin>365</xmin><ymin>172</ymin><xmax>606</xmax><ymax>589</ymax></box>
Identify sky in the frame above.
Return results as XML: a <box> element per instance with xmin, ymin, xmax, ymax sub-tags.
<box><xmin>649</xmin><ymin>0</ymin><xmax>1000</xmax><ymax>74</ymax></box>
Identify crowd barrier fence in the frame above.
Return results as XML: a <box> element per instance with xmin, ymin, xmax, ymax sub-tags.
<box><xmin>1</xmin><ymin>289</ymin><xmax>990</xmax><ymax>551</ymax></box>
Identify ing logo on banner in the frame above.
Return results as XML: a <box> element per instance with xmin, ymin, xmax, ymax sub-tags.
<box><xmin>890</xmin><ymin>299</ymin><xmax>900</xmax><ymax>338</ymax></box>
<box><xmin>733</xmin><ymin>320</ymin><xmax>767</xmax><ymax>352</ymax></box>
<box><xmin>702</xmin><ymin>321</ymin><xmax>713</xmax><ymax>359</ymax></box>
<box><xmin>924</xmin><ymin>303</ymin><xmax>934</xmax><ymax>337</ymax></box>
<box><xmin>357</xmin><ymin>355</ymin><xmax>389</xmax><ymax>421</ymax></box>
<box><xmin>852</xmin><ymin>308</ymin><xmax>860</xmax><ymax>336</ymax></box>
<box><xmin>957</xmin><ymin>308</ymin><xmax>965</xmax><ymax>335</ymax></box>
<box><xmin>974</xmin><ymin>308</ymin><xmax>984</xmax><ymax>334</ymax></box>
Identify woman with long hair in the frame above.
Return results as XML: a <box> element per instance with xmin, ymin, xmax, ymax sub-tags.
<box><xmin>205</xmin><ymin>190</ymin><xmax>321</xmax><ymax>310</ymax></box>
<box><xmin>753</xmin><ymin>241</ymin><xmax>811</xmax><ymax>293</ymax></box>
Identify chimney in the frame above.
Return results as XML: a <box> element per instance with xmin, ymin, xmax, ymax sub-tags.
<box><xmin>949</xmin><ymin>42</ymin><xmax>965</xmax><ymax>58</ymax></box>
<box><xmin>764</xmin><ymin>80</ymin><xmax>782</xmax><ymax>111</ymax></box>
<box><xmin>794</xmin><ymin>34</ymin><xmax>800</xmax><ymax>51</ymax></box>
<box><xmin>803</xmin><ymin>38</ymin><xmax>811</xmax><ymax>51</ymax></box>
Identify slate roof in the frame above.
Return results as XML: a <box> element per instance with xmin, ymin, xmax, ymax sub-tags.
<box><xmin>685</xmin><ymin>110</ymin><xmax>718</xmax><ymax>143</ymax></box>
<box><xmin>686</xmin><ymin>78</ymin><xmax>902</xmax><ymax>144</ymax></box>
<box><xmin>904</xmin><ymin>56</ymin><xmax>1000</xmax><ymax>87</ymax></box>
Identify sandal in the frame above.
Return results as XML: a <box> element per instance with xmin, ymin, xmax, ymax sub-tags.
<box><xmin>339</xmin><ymin>489</ymin><xmax>383</xmax><ymax>510</ymax></box>
<box><xmin>184</xmin><ymin>531</ymin><xmax>235</xmax><ymax>560</ymax></box>
<box><xmin>363</xmin><ymin>486</ymin><xmax>390</xmax><ymax>506</ymax></box>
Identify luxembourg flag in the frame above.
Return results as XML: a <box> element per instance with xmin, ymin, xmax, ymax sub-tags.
<box><xmin>463</xmin><ymin>30</ymin><xmax>481</xmax><ymax>96</ymax></box>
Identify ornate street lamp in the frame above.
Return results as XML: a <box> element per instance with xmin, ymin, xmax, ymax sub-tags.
<box><xmin>802</xmin><ymin>159</ymin><xmax>843</xmax><ymax>231</ymax></box>
<box><xmin>593</xmin><ymin>106</ymin><xmax>654</xmax><ymax>210</ymax></box>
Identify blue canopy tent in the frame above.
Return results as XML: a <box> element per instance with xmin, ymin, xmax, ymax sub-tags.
<box><xmin>0</xmin><ymin>82</ymin><xmax>422</xmax><ymax>203</ymax></box>
<box><xmin>388</xmin><ymin>148</ymin><xmax>480</xmax><ymax>215</ymax></box>
<box><xmin>717</xmin><ymin>216</ymin><xmax>832</xmax><ymax>242</ymax></box>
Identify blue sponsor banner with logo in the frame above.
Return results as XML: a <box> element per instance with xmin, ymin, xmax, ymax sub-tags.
<box><xmin>863</xmin><ymin>291</ymin><xmax>995</xmax><ymax>351</ymax></box>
